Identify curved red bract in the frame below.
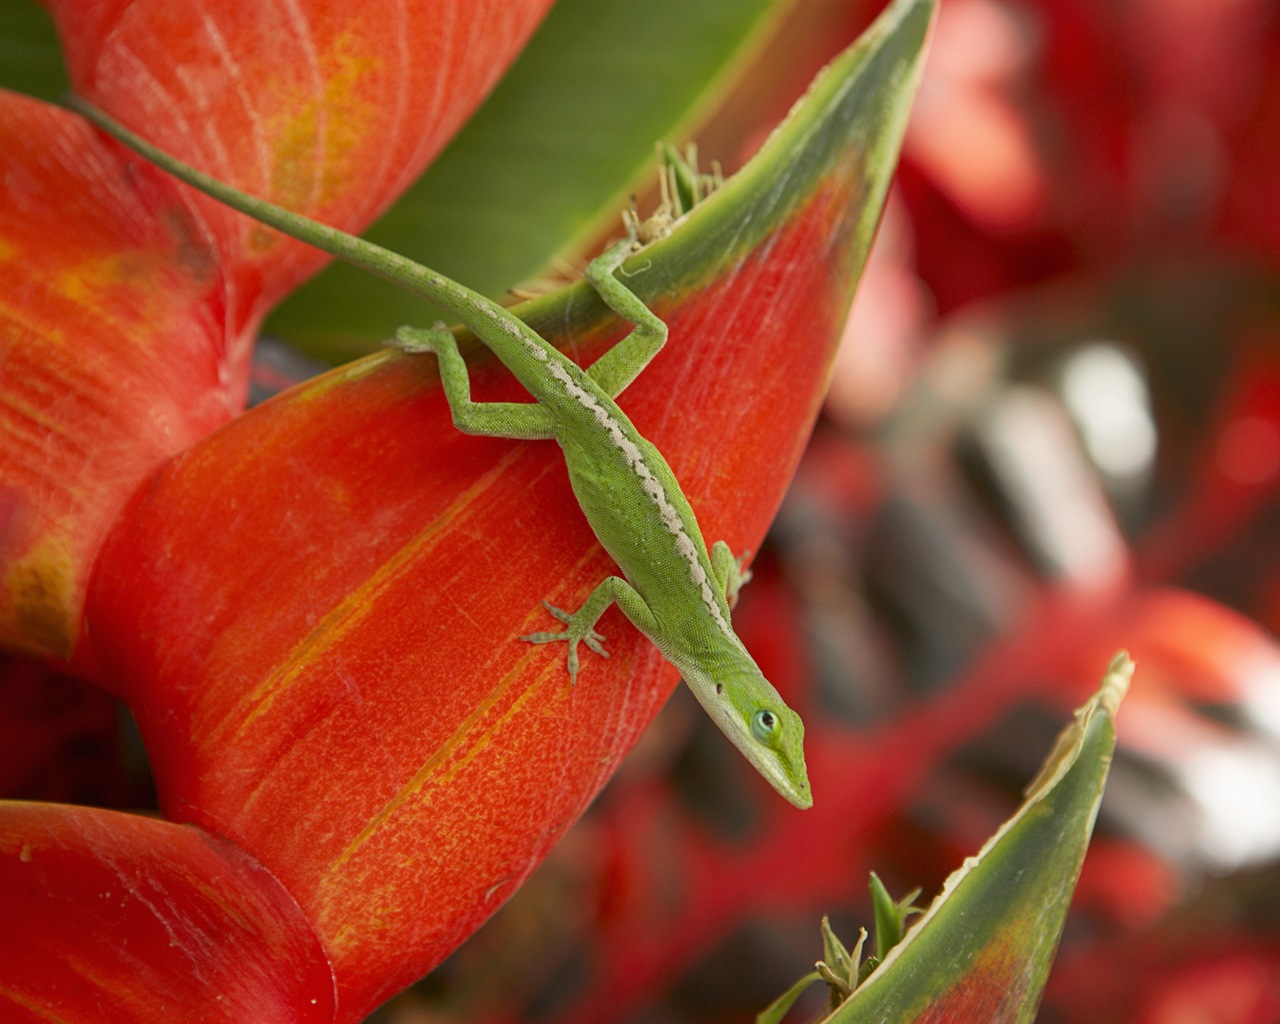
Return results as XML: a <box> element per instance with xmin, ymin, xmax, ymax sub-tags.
<box><xmin>0</xmin><ymin>95</ymin><xmax>234</xmax><ymax>669</ymax></box>
<box><xmin>49</xmin><ymin>0</ymin><xmax>554</xmax><ymax>322</ymax></box>
<box><xmin>85</xmin><ymin>181</ymin><xmax>866</xmax><ymax>1014</ymax></box>
<box><xmin>0</xmin><ymin>802</ymin><xmax>336</xmax><ymax>1023</ymax></box>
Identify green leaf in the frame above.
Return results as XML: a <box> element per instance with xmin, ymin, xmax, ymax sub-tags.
<box><xmin>0</xmin><ymin>0</ymin><xmax>68</xmax><ymax>101</ymax></box>
<box><xmin>821</xmin><ymin>916</ymin><xmax>856</xmax><ymax>992</ymax></box>
<box><xmin>265</xmin><ymin>0</ymin><xmax>780</xmax><ymax>360</ymax></box>
<box><xmin>820</xmin><ymin>653</ymin><xmax>1134</xmax><ymax>1024</ymax></box>
<box><xmin>757</xmin><ymin>970</ymin><xmax>824</xmax><ymax>1024</ymax></box>
<box><xmin>869</xmin><ymin>873</ymin><xmax>922</xmax><ymax>961</ymax></box>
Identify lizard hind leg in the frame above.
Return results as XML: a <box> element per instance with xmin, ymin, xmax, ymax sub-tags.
<box><xmin>389</xmin><ymin>324</ymin><xmax>558</xmax><ymax>441</ymax></box>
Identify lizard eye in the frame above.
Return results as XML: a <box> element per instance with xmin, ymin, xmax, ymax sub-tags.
<box><xmin>751</xmin><ymin>708</ymin><xmax>780</xmax><ymax>743</ymax></box>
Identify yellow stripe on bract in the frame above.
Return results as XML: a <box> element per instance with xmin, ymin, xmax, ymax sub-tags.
<box><xmin>3</xmin><ymin>536</ymin><xmax>79</xmax><ymax>658</ymax></box>
<box><xmin>265</xmin><ymin>27</ymin><xmax>381</xmax><ymax>219</ymax></box>
<box><xmin>285</xmin><ymin>347</ymin><xmax>394</xmax><ymax>405</ymax></box>
<box><xmin>227</xmin><ymin>447</ymin><xmax>525</xmax><ymax>740</ymax></box>
<box><xmin>1</xmin><ymin>385</ymin><xmax>81</xmax><ymax>448</ymax></box>
<box><xmin>318</xmin><ymin>652</ymin><xmax>570</xmax><ymax>952</ymax></box>
<box><xmin>0</xmin><ymin>292</ymin><xmax>64</xmax><ymax>348</ymax></box>
<box><xmin>325</xmin><ymin>653</ymin><xmax>541</xmax><ymax>876</ymax></box>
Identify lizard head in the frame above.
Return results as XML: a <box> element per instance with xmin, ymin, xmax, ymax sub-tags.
<box><xmin>681</xmin><ymin>658</ymin><xmax>813</xmax><ymax>809</ymax></box>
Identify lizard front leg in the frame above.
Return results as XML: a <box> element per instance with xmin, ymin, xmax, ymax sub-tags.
<box><xmin>393</xmin><ymin>324</ymin><xmax>557</xmax><ymax>440</ymax></box>
<box><xmin>522</xmin><ymin>576</ymin><xmax>658</xmax><ymax>683</ymax></box>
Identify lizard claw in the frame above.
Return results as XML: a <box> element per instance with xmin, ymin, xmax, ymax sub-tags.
<box><xmin>521</xmin><ymin>601</ymin><xmax>609</xmax><ymax>682</ymax></box>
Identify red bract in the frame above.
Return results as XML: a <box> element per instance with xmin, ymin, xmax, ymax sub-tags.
<box><xmin>0</xmin><ymin>97</ymin><xmax>235</xmax><ymax>670</ymax></box>
<box><xmin>0</xmin><ymin>802</ymin><xmax>336</xmax><ymax>1023</ymax></box>
<box><xmin>49</xmin><ymin>0</ymin><xmax>553</xmax><ymax>318</ymax></box>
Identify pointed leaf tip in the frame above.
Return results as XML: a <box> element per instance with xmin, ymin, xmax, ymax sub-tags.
<box><xmin>790</xmin><ymin>655</ymin><xmax>1131</xmax><ymax>1024</ymax></box>
<box><xmin>1024</xmin><ymin>649</ymin><xmax>1131</xmax><ymax>803</ymax></box>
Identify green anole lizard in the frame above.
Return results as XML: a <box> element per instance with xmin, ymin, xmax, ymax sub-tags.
<box><xmin>76</xmin><ymin>104</ymin><xmax>812</xmax><ymax>810</ymax></box>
